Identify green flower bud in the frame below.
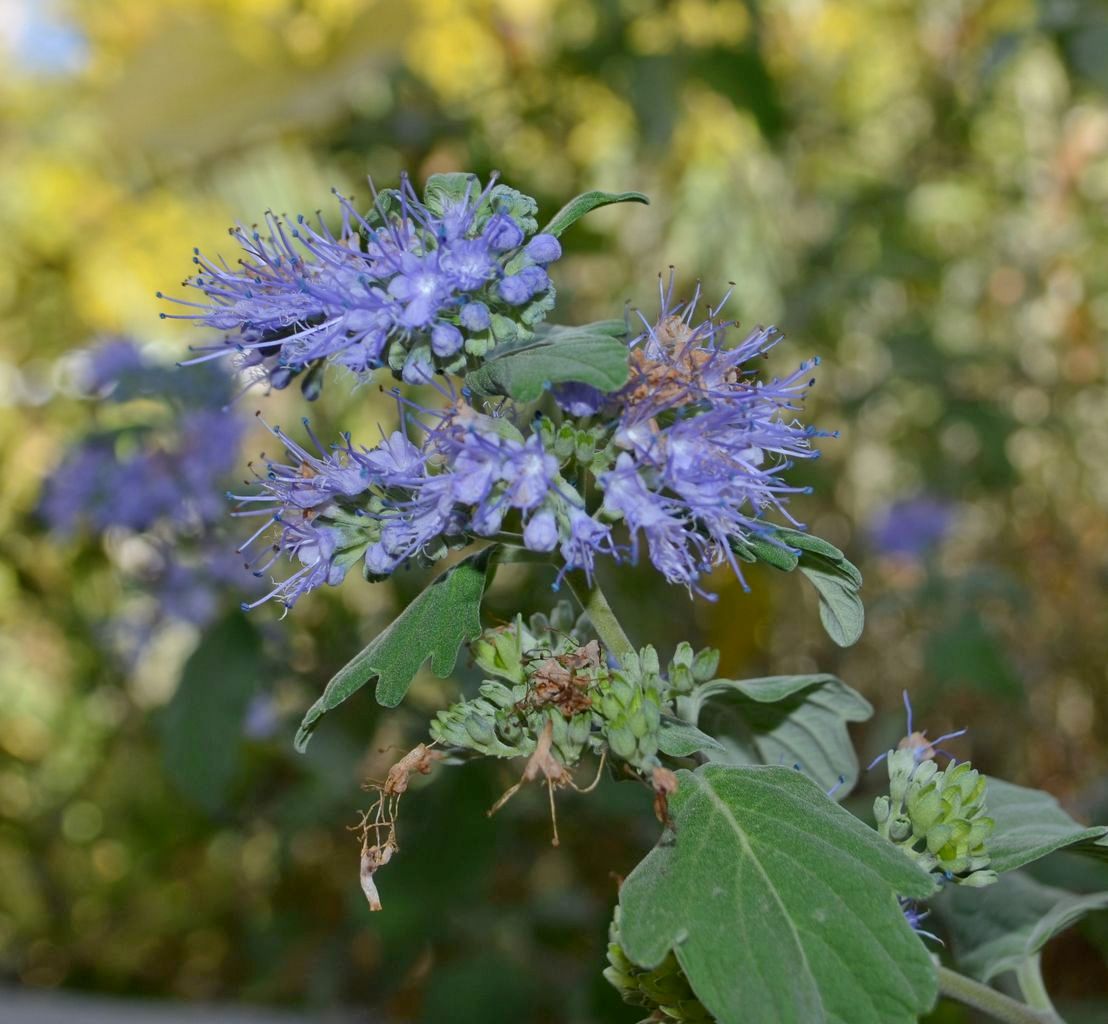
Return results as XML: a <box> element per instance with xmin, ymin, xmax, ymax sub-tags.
<box><xmin>875</xmin><ymin>747</ymin><xmax>996</xmax><ymax>887</ymax></box>
<box><xmin>691</xmin><ymin>647</ymin><xmax>720</xmax><ymax>683</ymax></box>
<box><xmin>605</xmin><ymin>908</ymin><xmax>716</xmax><ymax>1023</ymax></box>
<box><xmin>608</xmin><ymin>723</ymin><xmax>638</xmax><ymax>761</ymax></box>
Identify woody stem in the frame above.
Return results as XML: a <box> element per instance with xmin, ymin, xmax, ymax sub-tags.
<box><xmin>937</xmin><ymin>967</ymin><xmax>1060</xmax><ymax>1024</ymax></box>
<box><xmin>563</xmin><ymin>569</ymin><xmax>635</xmax><ymax>662</ymax></box>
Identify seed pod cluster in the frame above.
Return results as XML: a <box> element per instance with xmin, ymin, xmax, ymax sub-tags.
<box><xmin>430</xmin><ymin>612</ymin><xmax>705</xmax><ymax>785</ymax></box>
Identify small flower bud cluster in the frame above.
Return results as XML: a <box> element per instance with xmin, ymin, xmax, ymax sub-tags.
<box><xmin>664</xmin><ymin>641</ymin><xmax>721</xmax><ymax>696</ymax></box>
<box><xmin>604</xmin><ymin>907</ymin><xmax>716</xmax><ymax>1023</ymax></box>
<box><xmin>593</xmin><ymin>647</ymin><xmax>665</xmax><ymax>771</ymax></box>
<box><xmin>535</xmin><ymin>416</ymin><xmax>616</xmax><ymax>477</ymax></box>
<box><xmin>430</xmin><ymin>611</ymin><xmax>608</xmax><ymax>766</ymax></box>
<box><xmin>874</xmin><ymin>748</ymin><xmax>997</xmax><ymax>887</ymax></box>
<box><xmin>430</xmin><ymin>614</ymin><xmax>689</xmax><ymax>786</ymax></box>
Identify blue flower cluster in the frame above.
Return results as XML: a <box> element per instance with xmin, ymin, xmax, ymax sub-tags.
<box><xmin>41</xmin><ymin>340</ymin><xmax>251</xmax><ymax>629</ymax></box>
<box><xmin>591</xmin><ymin>278</ymin><xmax>825</xmax><ymax>592</ymax></box>
<box><xmin>235</xmin><ymin>275</ymin><xmax>824</xmax><ymax>609</ymax></box>
<box><xmin>233</xmin><ymin>393</ymin><xmax>569</xmax><ymax>609</ymax></box>
<box><xmin>164</xmin><ymin>173</ymin><xmax>561</xmax><ymax>392</ymax></box>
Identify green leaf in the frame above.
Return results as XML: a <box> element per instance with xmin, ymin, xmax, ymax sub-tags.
<box><xmin>618</xmin><ymin>765</ymin><xmax>937</xmax><ymax>1024</ymax></box>
<box><xmin>160</xmin><ymin>615</ymin><xmax>262</xmax><ymax>812</ymax></box>
<box><xmin>657</xmin><ymin>715</ymin><xmax>726</xmax><ymax>757</ymax></box>
<box><xmin>541</xmin><ymin>189</ymin><xmax>649</xmax><ymax>237</ymax></box>
<box><xmin>986</xmin><ymin>778</ymin><xmax>1108</xmax><ymax>873</ymax></box>
<box><xmin>741</xmin><ymin>527</ymin><xmax>865</xmax><ymax>647</ymax></box>
<box><xmin>465</xmin><ymin>328</ymin><xmax>630</xmax><ymax>402</ymax></box>
<box><xmin>740</xmin><ymin>532</ymin><xmax>800</xmax><ymax>571</ymax></box>
<box><xmin>772</xmin><ymin>526</ymin><xmax>847</xmax><ymax>562</ymax></box>
<box><xmin>936</xmin><ymin>871</ymin><xmax>1108</xmax><ymax>982</ymax></box>
<box><xmin>799</xmin><ymin>556</ymin><xmax>865</xmax><ymax>647</ymax></box>
<box><xmin>538</xmin><ymin>318</ymin><xmax>629</xmax><ymax>340</ymax></box>
<box><xmin>689</xmin><ymin>674</ymin><xmax>872</xmax><ymax>796</ymax></box>
<box><xmin>294</xmin><ymin>549</ymin><xmax>496</xmax><ymax>751</ymax></box>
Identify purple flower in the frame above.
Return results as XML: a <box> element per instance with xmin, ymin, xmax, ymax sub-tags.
<box><xmin>42</xmin><ymin>406</ymin><xmax>244</xmax><ymax>536</ymax></box>
<box><xmin>165</xmin><ymin>173</ymin><xmax>560</xmax><ymax>391</ymax></box>
<box><xmin>551</xmin><ymin>381</ymin><xmax>607</xmax><ymax>417</ymax></box>
<box><xmin>601</xmin><ymin>454</ymin><xmax>709</xmax><ymax>588</ymax></box>
<box><xmin>524</xmin><ymin>233</ymin><xmax>561</xmax><ymax>264</ymax></box>
<box><xmin>243</xmin><ymin>693</ymin><xmax>281</xmax><ymax>740</ymax></box>
<box><xmin>484</xmin><ymin>213</ymin><xmax>524</xmax><ymax>251</ymax></box>
<box><xmin>232</xmin><ymin>397</ymin><xmax>563</xmax><ymax>609</ymax></box>
<box><xmin>555</xmin><ymin>273</ymin><xmax>829</xmax><ymax>594</ymax></box>
<box><xmin>431</xmin><ymin>322</ymin><xmax>464</xmax><ymax>357</ymax></box>
<box><xmin>501</xmin><ymin>434</ymin><xmax>559</xmax><ymax>510</ymax></box>
<box><xmin>241</xmin><ymin>520</ymin><xmax>352</xmax><ymax>611</ymax></box>
<box><xmin>900</xmin><ymin>900</ymin><xmax>942</xmax><ymax>944</ymax></box>
<box><xmin>459</xmin><ymin>301</ymin><xmax>491</xmax><ymax>331</ymax></box>
<box><xmin>498</xmin><ymin>274</ymin><xmax>532</xmax><ymax>305</ymax></box>
<box><xmin>523</xmin><ymin>510</ymin><xmax>559</xmax><ymax>552</ymax></box>
<box><xmin>558</xmin><ymin>508</ymin><xmax>616</xmax><ymax>586</ymax></box>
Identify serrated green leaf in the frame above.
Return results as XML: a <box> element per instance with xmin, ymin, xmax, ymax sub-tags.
<box><xmin>657</xmin><ymin>715</ymin><xmax>726</xmax><ymax>757</ymax></box>
<box><xmin>160</xmin><ymin>615</ymin><xmax>262</xmax><ymax>812</ymax></box>
<box><xmin>689</xmin><ymin>674</ymin><xmax>872</xmax><ymax>797</ymax></box>
<box><xmin>294</xmin><ymin>549</ymin><xmax>495</xmax><ymax>751</ymax></box>
<box><xmin>936</xmin><ymin>870</ymin><xmax>1108</xmax><ymax>982</ymax></box>
<box><xmin>986</xmin><ymin>778</ymin><xmax>1108</xmax><ymax>873</ymax></box>
<box><xmin>422</xmin><ymin>173</ymin><xmax>539</xmax><ymax>233</ymax></box>
<box><xmin>541</xmin><ymin>189</ymin><xmax>649</xmax><ymax>237</ymax></box>
<box><xmin>618</xmin><ymin>765</ymin><xmax>937</xmax><ymax>1024</ymax></box>
<box><xmin>465</xmin><ymin>330</ymin><xmax>630</xmax><ymax>402</ymax></box>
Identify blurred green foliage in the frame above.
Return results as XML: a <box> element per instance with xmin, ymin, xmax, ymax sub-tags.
<box><xmin>1</xmin><ymin>0</ymin><xmax>1106</xmax><ymax>1019</ymax></box>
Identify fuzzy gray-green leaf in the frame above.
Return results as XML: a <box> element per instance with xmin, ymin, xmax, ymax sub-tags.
<box><xmin>936</xmin><ymin>871</ymin><xmax>1108</xmax><ymax>982</ymax></box>
<box><xmin>657</xmin><ymin>715</ymin><xmax>726</xmax><ymax>757</ymax></box>
<box><xmin>691</xmin><ymin>674</ymin><xmax>872</xmax><ymax>797</ymax></box>
<box><xmin>985</xmin><ymin>778</ymin><xmax>1108</xmax><ymax>873</ymax></box>
<box><xmin>799</xmin><ymin>558</ymin><xmax>865</xmax><ymax>647</ymax></box>
<box><xmin>618</xmin><ymin>765</ymin><xmax>937</xmax><ymax>1024</ymax></box>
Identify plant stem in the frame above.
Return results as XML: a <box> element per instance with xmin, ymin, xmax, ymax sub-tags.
<box><xmin>937</xmin><ymin>966</ymin><xmax>1061</xmax><ymax>1024</ymax></box>
<box><xmin>1015</xmin><ymin>955</ymin><xmax>1062</xmax><ymax>1020</ymax></box>
<box><xmin>563</xmin><ymin>569</ymin><xmax>635</xmax><ymax>661</ymax></box>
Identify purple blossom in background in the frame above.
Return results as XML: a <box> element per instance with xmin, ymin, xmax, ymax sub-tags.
<box><xmin>164</xmin><ymin>173</ymin><xmax>561</xmax><ymax>391</ymax></box>
<box><xmin>78</xmin><ymin>338</ymin><xmax>146</xmax><ymax>394</ymax></box>
<box><xmin>40</xmin><ymin>340</ymin><xmax>250</xmax><ymax>630</ymax></box>
<box><xmin>42</xmin><ymin>410</ymin><xmax>244</xmax><ymax>535</ymax></box>
<box><xmin>242</xmin><ymin>693</ymin><xmax>281</xmax><ymax>740</ymax></box>
<box><xmin>869</xmin><ymin>496</ymin><xmax>954</xmax><ymax>559</ymax></box>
